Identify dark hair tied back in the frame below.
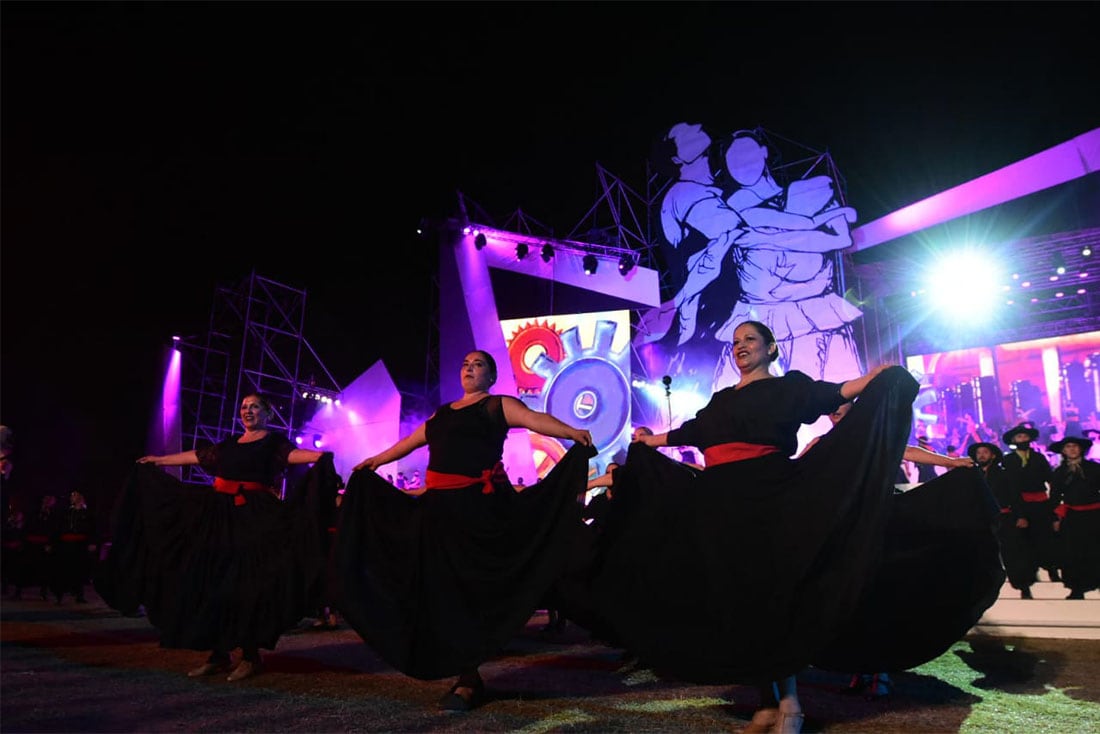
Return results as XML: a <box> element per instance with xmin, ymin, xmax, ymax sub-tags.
<box><xmin>740</xmin><ymin>320</ymin><xmax>780</xmax><ymax>362</ymax></box>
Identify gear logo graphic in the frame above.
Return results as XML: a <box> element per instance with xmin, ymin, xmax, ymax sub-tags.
<box><xmin>530</xmin><ymin>319</ymin><xmax>632</xmax><ymax>468</ymax></box>
<box><xmin>506</xmin><ymin>320</ymin><xmax>565</xmax><ymax>395</ymax></box>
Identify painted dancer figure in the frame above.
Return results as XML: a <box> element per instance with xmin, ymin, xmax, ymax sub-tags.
<box><xmin>96</xmin><ymin>392</ymin><xmax>339</xmax><ymax>682</ymax></box>
<box><xmin>712</xmin><ymin>129</ymin><xmax>862</xmax><ymax>391</ymax></box>
<box><xmin>336</xmin><ymin>349</ymin><xmax>594</xmax><ymax>712</ymax></box>
<box><xmin>637</xmin><ymin>122</ymin><xmax>750</xmax><ymax>387</ymax></box>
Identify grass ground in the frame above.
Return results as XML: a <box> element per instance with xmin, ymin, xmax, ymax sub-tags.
<box><xmin>2</xmin><ymin>589</ymin><xmax>1099</xmax><ymax>733</ymax></box>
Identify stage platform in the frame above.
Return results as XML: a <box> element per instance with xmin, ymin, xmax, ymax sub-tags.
<box><xmin>972</xmin><ymin>580</ymin><xmax>1100</xmax><ymax>640</ymax></box>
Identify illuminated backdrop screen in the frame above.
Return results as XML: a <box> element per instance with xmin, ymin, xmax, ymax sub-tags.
<box><xmin>501</xmin><ymin>310</ymin><xmax>632</xmax><ymax>475</ymax></box>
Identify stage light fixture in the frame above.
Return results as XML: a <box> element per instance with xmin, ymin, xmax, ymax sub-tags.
<box><xmin>312</xmin><ymin>434</ymin><xmax>324</xmax><ymax>449</ymax></box>
<box><xmin>474</xmin><ymin>232</ymin><xmax>487</xmax><ymax>250</ymax></box>
<box><xmin>1052</xmin><ymin>252</ymin><xmax>1066</xmax><ymax>275</ymax></box>
<box><xmin>516</xmin><ymin>243</ymin><xmax>529</xmax><ymax>260</ymax></box>
<box><xmin>583</xmin><ymin>254</ymin><xmax>598</xmax><ymax>275</ymax></box>
<box><xmin>618</xmin><ymin>253</ymin><xmax>636</xmax><ymax>275</ymax></box>
<box><xmin>541</xmin><ymin>244</ymin><xmax>554</xmax><ymax>263</ymax></box>
<box><xmin>1083</xmin><ymin>244</ymin><xmax>1093</xmax><ymax>256</ymax></box>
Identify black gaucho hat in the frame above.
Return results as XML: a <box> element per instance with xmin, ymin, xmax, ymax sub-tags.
<box><xmin>1002</xmin><ymin>423</ymin><xmax>1040</xmax><ymax>445</ymax></box>
<box><xmin>1048</xmin><ymin>436</ymin><xmax>1093</xmax><ymax>454</ymax></box>
<box><xmin>967</xmin><ymin>442</ymin><xmax>1003</xmax><ymax>463</ymax></box>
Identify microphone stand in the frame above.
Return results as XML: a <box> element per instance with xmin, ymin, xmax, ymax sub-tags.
<box><xmin>663</xmin><ymin>376</ymin><xmax>673</xmax><ymax>431</ymax></box>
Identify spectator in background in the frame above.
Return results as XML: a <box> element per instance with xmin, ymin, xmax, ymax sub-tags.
<box><xmin>3</xmin><ymin>494</ymin><xmax>25</xmax><ymax>598</ymax></box>
<box><xmin>20</xmin><ymin>495</ymin><xmax>59</xmax><ymax>601</ymax></box>
<box><xmin>0</xmin><ymin>424</ymin><xmax>14</xmax><ymax>484</ymax></box>
<box><xmin>53</xmin><ymin>490</ymin><xmax>95</xmax><ymax>604</ymax></box>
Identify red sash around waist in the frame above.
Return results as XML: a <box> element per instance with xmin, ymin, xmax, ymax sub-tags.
<box><xmin>1020</xmin><ymin>491</ymin><xmax>1050</xmax><ymax>503</ymax></box>
<box><xmin>425</xmin><ymin>462</ymin><xmax>507</xmax><ymax>495</ymax></box>
<box><xmin>58</xmin><ymin>533</ymin><xmax>89</xmax><ymax>543</ymax></box>
<box><xmin>213</xmin><ymin>477</ymin><xmax>277</xmax><ymax>506</ymax></box>
<box><xmin>24</xmin><ymin>534</ymin><xmax>50</xmax><ymax>544</ymax></box>
<box><xmin>1055</xmin><ymin>501</ymin><xmax>1100</xmax><ymax>519</ymax></box>
<box><xmin>999</xmin><ymin>507</ymin><xmax>1013</xmax><ymax>514</ymax></box>
<box><xmin>703</xmin><ymin>442</ymin><xmax>779</xmax><ymax>467</ymax></box>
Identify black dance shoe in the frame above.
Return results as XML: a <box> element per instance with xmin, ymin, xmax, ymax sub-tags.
<box><xmin>438</xmin><ymin>677</ymin><xmax>485</xmax><ymax>712</ymax></box>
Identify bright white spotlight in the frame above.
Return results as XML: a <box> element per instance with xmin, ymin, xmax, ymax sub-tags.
<box><xmin>923</xmin><ymin>248</ymin><xmax>1003</xmax><ymax>326</ymax></box>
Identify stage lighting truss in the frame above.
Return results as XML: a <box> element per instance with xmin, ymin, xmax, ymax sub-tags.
<box><xmin>299</xmin><ymin>388</ymin><xmax>341</xmax><ymax>406</ymax></box>
<box><xmin>464</xmin><ymin>223</ymin><xmax>641</xmax><ymax>278</ymax></box>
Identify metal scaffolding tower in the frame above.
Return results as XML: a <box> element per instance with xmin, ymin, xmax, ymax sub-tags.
<box><xmin>175</xmin><ymin>271</ymin><xmax>343</xmax><ymax>488</ymax></box>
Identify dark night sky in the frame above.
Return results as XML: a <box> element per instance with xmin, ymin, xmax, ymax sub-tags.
<box><xmin>3</xmin><ymin>1</ymin><xmax>1099</xmax><ymax>508</ymax></box>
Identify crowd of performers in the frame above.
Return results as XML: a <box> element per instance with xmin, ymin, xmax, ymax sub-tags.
<box><xmin>3</xmin><ymin>490</ymin><xmax>97</xmax><ymax>605</ymax></box>
<box><xmin>5</xmin><ymin>320</ymin><xmax>1098</xmax><ymax>734</ymax></box>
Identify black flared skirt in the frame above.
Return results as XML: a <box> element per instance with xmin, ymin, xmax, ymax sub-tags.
<box><xmin>95</xmin><ymin>457</ymin><xmax>337</xmax><ymax>653</ymax></box>
<box><xmin>332</xmin><ymin>442</ymin><xmax>595</xmax><ymax>680</ymax></box>
<box><xmin>593</xmin><ymin>366</ymin><xmax>919</xmax><ymax>684</ymax></box>
<box><xmin>812</xmin><ymin>466</ymin><xmax>1005</xmax><ymax>673</ymax></box>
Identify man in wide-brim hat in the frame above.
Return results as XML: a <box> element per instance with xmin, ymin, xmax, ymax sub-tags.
<box><xmin>999</xmin><ymin>421</ymin><xmax>1057</xmax><ymax>594</ymax></box>
<box><xmin>967</xmin><ymin>442</ymin><xmax>1003</xmax><ymax>465</ymax></box>
<box><xmin>1002</xmin><ymin>423</ymin><xmax>1040</xmax><ymax>447</ymax></box>
<box><xmin>1047</xmin><ymin>434</ymin><xmax>1100</xmax><ymax>599</ymax></box>
<box><xmin>1048</xmin><ymin>435</ymin><xmax>1093</xmax><ymax>455</ymax></box>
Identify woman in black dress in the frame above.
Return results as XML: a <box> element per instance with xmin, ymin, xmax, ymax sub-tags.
<box><xmin>335</xmin><ymin>349</ymin><xmax>595</xmax><ymax>711</ymax></box>
<box><xmin>594</xmin><ymin>320</ymin><xmax>917</xmax><ymax>734</ymax></box>
<box><xmin>96</xmin><ymin>392</ymin><xmax>339</xmax><ymax>682</ymax></box>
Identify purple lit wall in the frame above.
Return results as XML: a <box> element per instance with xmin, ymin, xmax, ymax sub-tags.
<box><xmin>296</xmin><ymin>360</ymin><xmax>402</xmax><ymax>484</ymax></box>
